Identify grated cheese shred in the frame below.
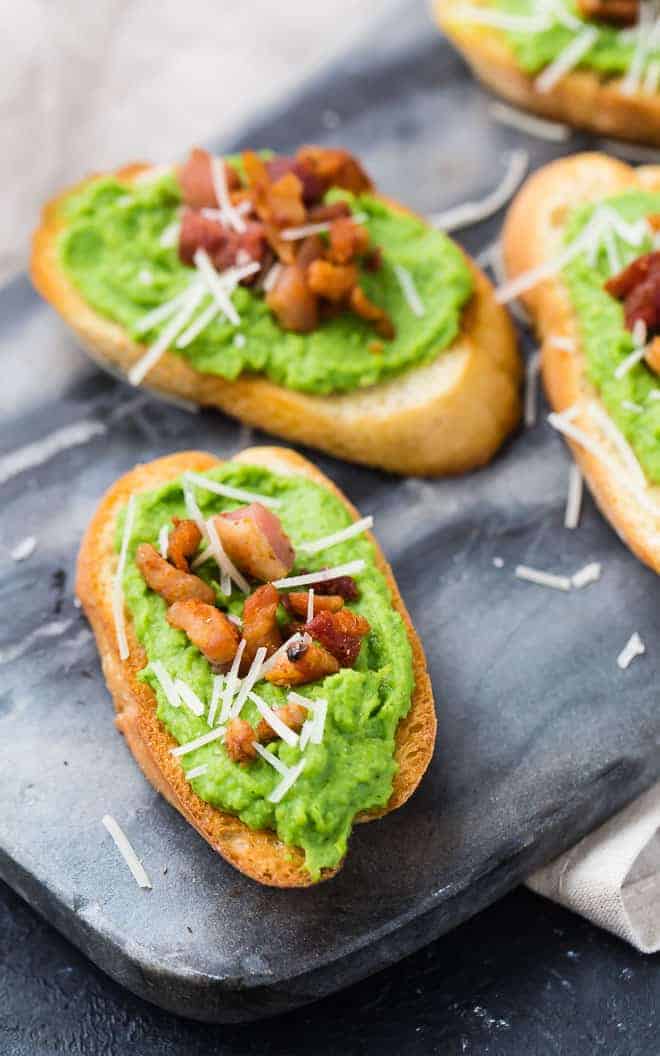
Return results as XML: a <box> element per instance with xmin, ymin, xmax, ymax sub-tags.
<box><xmin>102</xmin><ymin>814</ymin><xmax>152</xmax><ymax>889</ymax></box>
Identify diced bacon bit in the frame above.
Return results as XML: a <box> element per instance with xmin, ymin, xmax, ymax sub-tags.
<box><xmin>136</xmin><ymin>543</ymin><xmax>215</xmax><ymax>606</ymax></box>
<box><xmin>305</xmin><ymin>609</ymin><xmax>370</xmax><ymax>668</ymax></box>
<box><xmin>284</xmin><ymin>592</ymin><xmax>344</xmax><ymax>617</ymax></box>
<box><xmin>649</xmin><ymin>215</ymin><xmax>660</xmax><ymax>232</ymax></box>
<box><xmin>295</xmin><ymin>145</ymin><xmax>373</xmax><ymax>195</ymax></box>
<box><xmin>605</xmin><ymin>251</ymin><xmax>660</xmax><ymax>333</ymax></box>
<box><xmin>241</xmin><ymin>584</ymin><xmax>282</xmax><ymax>674</ymax></box>
<box><xmin>302</xmin><ymin>569</ymin><xmax>359</xmax><ymax>601</ymax></box>
<box><xmin>254</xmin><ymin>170</ymin><xmax>307</xmax><ymax>229</ymax></box>
<box><xmin>264</xmin><ymin>638</ymin><xmax>340</xmax><ymax>686</ymax></box>
<box><xmin>166</xmin><ymin>599</ymin><xmax>240</xmax><ymax>666</ymax></box>
<box><xmin>225</xmin><ymin>718</ymin><xmax>258</xmax><ymax>764</ymax></box>
<box><xmin>350</xmin><ymin>285</ymin><xmax>395</xmax><ymax>340</ymax></box>
<box><xmin>306</xmin><ymin>201</ymin><xmax>352</xmax><ymax>224</ymax></box>
<box><xmin>179</xmin><ymin>209</ymin><xmax>268</xmax><ymax>279</ymax></box>
<box><xmin>178</xmin><ymin>148</ymin><xmax>239</xmax><ymax>210</ymax></box>
<box><xmin>577</xmin><ymin>0</ymin><xmax>638</xmax><ymax>25</ymax></box>
<box><xmin>266</xmin><ymin>263</ymin><xmax>319</xmax><ymax>333</ymax></box>
<box><xmin>646</xmin><ymin>336</ymin><xmax>660</xmax><ymax>374</ymax></box>
<box><xmin>256</xmin><ymin>700</ymin><xmax>307</xmax><ymax>745</ymax></box>
<box><xmin>212</xmin><ymin>503</ymin><xmax>295</xmax><ymax>583</ymax></box>
<box><xmin>329</xmin><ymin>217</ymin><xmax>370</xmax><ymax>265</ymax></box>
<box><xmin>265</xmin><ymin>156</ymin><xmax>324</xmax><ymax>206</ymax></box>
<box><xmin>363</xmin><ymin>247</ymin><xmax>383</xmax><ymax>273</ymax></box>
<box><xmin>307</xmin><ymin>260</ymin><xmax>358</xmax><ymax>302</ymax></box>
<box><xmin>167</xmin><ymin>518</ymin><xmax>202</xmax><ymax>573</ymax></box>
<box><xmin>295</xmin><ymin>235</ymin><xmax>325</xmax><ymax>273</ymax></box>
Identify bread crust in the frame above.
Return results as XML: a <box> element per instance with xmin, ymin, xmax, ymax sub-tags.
<box><xmin>76</xmin><ymin>446</ymin><xmax>437</xmax><ymax>887</ymax></box>
<box><xmin>501</xmin><ymin>152</ymin><xmax>660</xmax><ymax>573</ymax></box>
<box><xmin>31</xmin><ymin>163</ymin><xmax>521</xmax><ymax>478</ymax></box>
<box><xmin>434</xmin><ymin>0</ymin><xmax>660</xmax><ymax>146</ymax></box>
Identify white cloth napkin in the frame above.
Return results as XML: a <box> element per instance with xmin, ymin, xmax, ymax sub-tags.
<box><xmin>528</xmin><ymin>782</ymin><xmax>660</xmax><ymax>953</ymax></box>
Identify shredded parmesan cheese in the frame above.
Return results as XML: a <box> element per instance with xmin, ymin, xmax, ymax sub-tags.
<box><xmin>393</xmin><ymin>265</ymin><xmax>425</xmax><ymax>317</ymax></box>
<box><xmin>564</xmin><ymin>464</ymin><xmax>583</xmax><ymax>530</ymax></box>
<box><xmin>159</xmin><ymin>219</ymin><xmax>180</xmax><ymax>248</ymax></box>
<box><xmin>129</xmin><ymin>282</ymin><xmax>206</xmax><ymax>385</ymax></box>
<box><xmin>455</xmin><ymin>4</ymin><xmax>553</xmax><ymax>32</ymax></box>
<box><xmin>205</xmin><ymin>516</ymin><xmax>250</xmax><ymax>595</ymax></box>
<box><xmin>535</xmin><ymin>28</ymin><xmax>598</xmax><ymax>93</ymax></box>
<box><xmin>10</xmin><ymin>536</ymin><xmax>36</xmax><ymax>561</ymax></box>
<box><xmin>230</xmin><ymin>646</ymin><xmax>268</xmax><ymax>718</ymax></box>
<box><xmin>102</xmin><ymin>815</ymin><xmax>152</xmax><ymax>889</ymax></box>
<box><xmin>262</xmin><ymin>263</ymin><xmax>282</xmax><ymax>292</ymax></box>
<box><xmin>113</xmin><ymin>495</ymin><xmax>136</xmax><ymax>660</ymax></box>
<box><xmin>182</xmin><ymin>471</ymin><xmax>281</xmax><ymax>508</ymax></box>
<box><xmin>211</xmin><ymin>156</ymin><xmax>246</xmax><ymax>233</ymax></box>
<box><xmin>248</xmin><ymin>690</ymin><xmax>299</xmax><ymax>746</ymax></box>
<box><xmin>193</xmin><ymin>248</ymin><xmax>241</xmax><ymax>326</ymax></box>
<box><xmin>170</xmin><ymin>725</ymin><xmax>225</xmax><ymax>757</ymax></box>
<box><xmin>272</xmin><ymin>560</ymin><xmax>365</xmax><ymax>590</ymax></box>
<box><xmin>617</xmin><ymin>631</ymin><xmax>645</xmax><ymax>670</ymax></box>
<box><xmin>280</xmin><ymin>220</ymin><xmax>332</xmax><ymax>240</ymax></box>
<box><xmin>253</xmin><ymin>741</ymin><xmax>289</xmax><ymax>775</ymax></box>
<box><xmin>158</xmin><ymin>524</ymin><xmax>169</xmax><ymax>559</ymax></box>
<box><xmin>174</xmin><ymin>679</ymin><xmax>205</xmax><ymax>717</ymax></box>
<box><xmin>587</xmin><ymin>401</ymin><xmax>647</xmax><ymax>491</ymax></box>
<box><xmin>291</xmin><ymin>692</ymin><xmax>327</xmax><ymax>750</ymax></box>
<box><xmin>298</xmin><ymin>515</ymin><xmax>373</xmax><ymax>555</ymax></box>
<box><xmin>219</xmin><ymin>639</ymin><xmax>247</xmax><ymax>723</ymax></box>
<box><xmin>515</xmin><ymin>564</ymin><xmax>572</xmax><ymax>591</ymax></box>
<box><xmin>151</xmin><ymin>660</ymin><xmax>180</xmax><ymax>709</ymax></box>
<box><xmin>207</xmin><ymin>674</ymin><xmax>224</xmax><ymax>727</ymax></box>
<box><xmin>548</xmin><ymin>336</ymin><xmax>575</xmax><ymax>352</ymax></box>
<box><xmin>268</xmin><ymin>759</ymin><xmax>306</xmax><ymax>804</ymax></box>
<box><xmin>571</xmin><ymin>561</ymin><xmax>602</xmax><ymax>588</ymax></box>
<box><xmin>488</xmin><ymin>101</ymin><xmax>571</xmax><ymax>142</ymax></box>
<box><xmin>615</xmin><ymin>346</ymin><xmax>648</xmax><ymax>379</ymax></box>
<box><xmin>185</xmin><ymin>764</ymin><xmax>209</xmax><ymax>780</ymax></box>
<box><xmin>430</xmin><ymin>150</ymin><xmax>529</xmax><ymax>232</ymax></box>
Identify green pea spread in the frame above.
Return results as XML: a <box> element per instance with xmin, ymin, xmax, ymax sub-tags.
<box><xmin>121</xmin><ymin>462</ymin><xmax>414</xmax><ymax>879</ymax></box>
<box><xmin>562</xmin><ymin>191</ymin><xmax>660</xmax><ymax>484</ymax></box>
<box><xmin>490</xmin><ymin>1</ymin><xmax>660</xmax><ymax>79</ymax></box>
<box><xmin>58</xmin><ymin>164</ymin><xmax>473</xmax><ymax>396</ymax></box>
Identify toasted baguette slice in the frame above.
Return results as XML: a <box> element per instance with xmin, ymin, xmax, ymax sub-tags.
<box><xmin>501</xmin><ymin>152</ymin><xmax>660</xmax><ymax>573</ymax></box>
<box><xmin>434</xmin><ymin>0</ymin><xmax>660</xmax><ymax>147</ymax></box>
<box><xmin>31</xmin><ymin>163</ymin><xmax>520</xmax><ymax>478</ymax></box>
<box><xmin>76</xmin><ymin>446</ymin><xmax>437</xmax><ymax>886</ymax></box>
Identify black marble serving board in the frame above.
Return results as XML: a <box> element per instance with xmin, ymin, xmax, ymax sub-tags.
<box><xmin>1</xmin><ymin>0</ymin><xmax>658</xmax><ymax>1025</ymax></box>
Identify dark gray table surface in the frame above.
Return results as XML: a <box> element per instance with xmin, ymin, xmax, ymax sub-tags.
<box><xmin>3</xmin><ymin>0</ymin><xmax>660</xmax><ymax>1042</ymax></box>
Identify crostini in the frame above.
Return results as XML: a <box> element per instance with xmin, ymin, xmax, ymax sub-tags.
<box><xmin>435</xmin><ymin>0</ymin><xmax>660</xmax><ymax>146</ymax></box>
<box><xmin>77</xmin><ymin>446</ymin><xmax>436</xmax><ymax>886</ymax></box>
<box><xmin>31</xmin><ymin>145</ymin><xmax>520</xmax><ymax>477</ymax></box>
<box><xmin>501</xmin><ymin>152</ymin><xmax>660</xmax><ymax>573</ymax></box>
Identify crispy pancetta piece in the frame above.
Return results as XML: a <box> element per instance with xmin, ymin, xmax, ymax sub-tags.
<box><xmin>136</xmin><ymin>543</ymin><xmax>215</xmax><ymax>606</ymax></box>
<box><xmin>285</xmin><ymin>592</ymin><xmax>344</xmax><ymax>617</ymax></box>
<box><xmin>264</xmin><ymin>638</ymin><xmax>339</xmax><ymax>686</ymax></box>
<box><xmin>178</xmin><ymin>147</ymin><xmax>240</xmax><ymax>210</ymax></box>
<box><xmin>296</xmin><ymin>146</ymin><xmax>373</xmax><ymax>195</ymax></box>
<box><xmin>305</xmin><ymin>609</ymin><xmax>370</xmax><ymax>668</ymax></box>
<box><xmin>179</xmin><ymin>209</ymin><xmax>268</xmax><ymax>277</ymax></box>
<box><xmin>225</xmin><ymin>718</ymin><xmax>257</xmax><ymax>764</ymax></box>
<box><xmin>577</xmin><ymin>0</ymin><xmax>638</xmax><ymax>25</ymax></box>
<box><xmin>646</xmin><ymin>336</ymin><xmax>660</xmax><ymax>374</ymax></box>
<box><xmin>255</xmin><ymin>700</ymin><xmax>308</xmax><ymax>744</ymax></box>
<box><xmin>167</xmin><ymin>518</ymin><xmax>202</xmax><ymax>573</ymax></box>
<box><xmin>350</xmin><ymin>285</ymin><xmax>396</xmax><ymax>340</ymax></box>
<box><xmin>211</xmin><ymin>503</ymin><xmax>295</xmax><ymax>583</ymax></box>
<box><xmin>241</xmin><ymin>584</ymin><xmax>282</xmax><ymax>673</ymax></box>
<box><xmin>265</xmin><ymin>156</ymin><xmax>324</xmax><ymax>206</ymax></box>
<box><xmin>328</xmin><ymin>217</ymin><xmax>370</xmax><ymax>265</ymax></box>
<box><xmin>266</xmin><ymin>264</ymin><xmax>319</xmax><ymax>333</ymax></box>
<box><xmin>307</xmin><ymin>260</ymin><xmax>358</xmax><ymax>303</ymax></box>
<box><xmin>605</xmin><ymin>251</ymin><xmax>660</xmax><ymax>333</ymax></box>
<box><xmin>166</xmin><ymin>599</ymin><xmax>240</xmax><ymax>666</ymax></box>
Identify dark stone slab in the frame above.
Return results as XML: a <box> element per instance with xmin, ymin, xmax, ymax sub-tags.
<box><xmin>0</xmin><ymin>0</ymin><xmax>658</xmax><ymax>1024</ymax></box>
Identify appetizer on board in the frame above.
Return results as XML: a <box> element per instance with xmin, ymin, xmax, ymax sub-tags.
<box><xmin>31</xmin><ymin>144</ymin><xmax>520</xmax><ymax>476</ymax></box>
<box><xmin>77</xmin><ymin>446</ymin><xmax>436</xmax><ymax>886</ymax></box>
<box><xmin>501</xmin><ymin>152</ymin><xmax>660</xmax><ymax>573</ymax></box>
<box><xmin>435</xmin><ymin>0</ymin><xmax>660</xmax><ymax>146</ymax></box>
